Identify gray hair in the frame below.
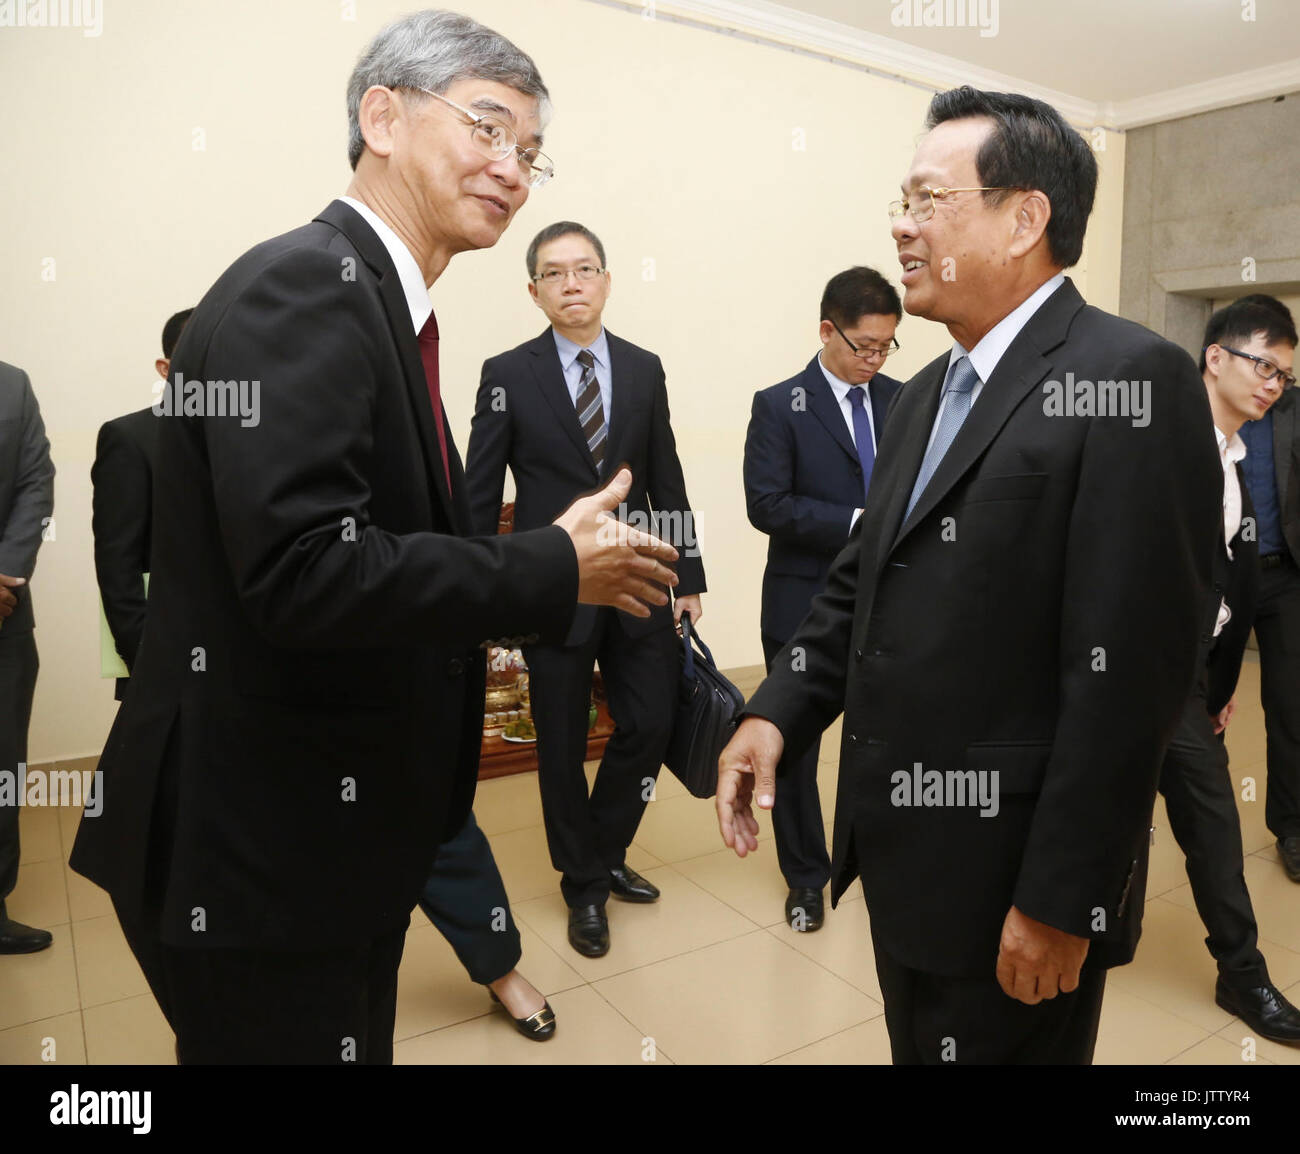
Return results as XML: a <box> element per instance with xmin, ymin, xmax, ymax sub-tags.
<box><xmin>346</xmin><ymin>9</ymin><xmax>551</xmax><ymax>170</ymax></box>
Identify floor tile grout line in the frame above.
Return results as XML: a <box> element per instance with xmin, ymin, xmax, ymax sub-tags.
<box><xmin>760</xmin><ymin>1013</ymin><xmax>887</xmax><ymax>1065</ymax></box>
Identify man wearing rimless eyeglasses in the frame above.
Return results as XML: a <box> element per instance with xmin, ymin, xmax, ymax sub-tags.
<box><xmin>69</xmin><ymin>9</ymin><xmax>679</xmax><ymax>1065</ymax></box>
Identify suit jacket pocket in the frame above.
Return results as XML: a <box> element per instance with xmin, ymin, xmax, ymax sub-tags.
<box><xmin>965</xmin><ymin>741</ymin><xmax>1052</xmax><ymax>795</ymax></box>
<box><xmin>963</xmin><ymin>472</ymin><xmax>1048</xmax><ymax>504</ymax></box>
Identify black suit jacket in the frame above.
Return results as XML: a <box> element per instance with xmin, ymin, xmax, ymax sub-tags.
<box><xmin>1205</xmin><ymin>464</ymin><xmax>1259</xmax><ymax>715</ymax></box>
<box><xmin>0</xmin><ymin>361</ymin><xmax>55</xmax><ymax>635</ymax></box>
<box><xmin>466</xmin><ymin>328</ymin><xmax>705</xmax><ymax>647</ymax></box>
<box><xmin>91</xmin><ymin>406</ymin><xmax>158</xmax><ymax>700</ymax></box>
<box><xmin>746</xmin><ymin>279</ymin><xmax>1222</xmax><ymax>977</ymax></box>
<box><xmin>745</xmin><ymin>356</ymin><xmax>901</xmax><ymax>641</ymax></box>
<box><xmin>1262</xmin><ymin>390</ymin><xmax>1300</xmax><ymax>565</ymax></box>
<box><xmin>70</xmin><ymin>200</ymin><xmax>580</xmax><ymax>950</ymax></box>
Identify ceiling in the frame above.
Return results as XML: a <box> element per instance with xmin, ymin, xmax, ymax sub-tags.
<box><xmin>661</xmin><ymin>0</ymin><xmax>1300</xmax><ymax>127</ymax></box>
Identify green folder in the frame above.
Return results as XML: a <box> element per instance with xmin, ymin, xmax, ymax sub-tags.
<box><xmin>99</xmin><ymin>573</ymin><xmax>148</xmax><ymax>679</ymax></box>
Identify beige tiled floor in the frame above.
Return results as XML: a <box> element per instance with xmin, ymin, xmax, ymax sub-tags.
<box><xmin>2</xmin><ymin>661</ymin><xmax>1297</xmax><ymax>1066</ymax></box>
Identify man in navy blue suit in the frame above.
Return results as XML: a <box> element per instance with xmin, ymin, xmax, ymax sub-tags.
<box><xmin>743</xmin><ymin>267</ymin><xmax>903</xmax><ymax>931</ymax></box>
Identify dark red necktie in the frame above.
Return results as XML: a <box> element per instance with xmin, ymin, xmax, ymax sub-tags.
<box><xmin>417</xmin><ymin>310</ymin><xmax>452</xmax><ymax>493</ymax></box>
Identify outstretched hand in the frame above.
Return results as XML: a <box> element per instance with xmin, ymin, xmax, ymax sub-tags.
<box><xmin>716</xmin><ymin>717</ymin><xmax>784</xmax><ymax>857</ymax></box>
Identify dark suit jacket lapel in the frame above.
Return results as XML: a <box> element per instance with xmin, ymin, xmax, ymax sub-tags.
<box><xmin>315</xmin><ymin>200</ymin><xmax>462</xmax><ymax>533</ymax></box>
<box><xmin>528</xmin><ymin>329</ymin><xmax>596</xmax><ymax>476</ymax></box>
<box><xmin>803</xmin><ymin>358</ymin><xmax>859</xmax><ymax>466</ymax></box>
<box><xmin>1273</xmin><ymin>390</ymin><xmax>1295</xmax><ymax>512</ymax></box>
<box><xmin>893</xmin><ymin>280</ymin><xmax>1085</xmax><ymax>547</ymax></box>
<box><xmin>603</xmin><ymin>331</ymin><xmax>643</xmax><ymax>479</ymax></box>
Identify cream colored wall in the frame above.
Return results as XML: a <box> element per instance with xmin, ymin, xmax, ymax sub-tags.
<box><xmin>0</xmin><ymin>0</ymin><xmax>1125</xmax><ymax>761</ymax></box>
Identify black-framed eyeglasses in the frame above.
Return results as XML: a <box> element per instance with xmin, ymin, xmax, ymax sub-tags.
<box><xmin>532</xmin><ymin>264</ymin><xmax>606</xmax><ymax>285</ymax></box>
<box><xmin>831</xmin><ymin>319</ymin><xmax>900</xmax><ymax>361</ymax></box>
<box><xmin>415</xmin><ymin>87</ymin><xmax>555</xmax><ymax>189</ymax></box>
<box><xmin>1210</xmin><ymin>345</ymin><xmax>1297</xmax><ymax>391</ymax></box>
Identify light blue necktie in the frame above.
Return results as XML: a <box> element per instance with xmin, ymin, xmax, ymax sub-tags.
<box><xmin>904</xmin><ymin>356</ymin><xmax>980</xmax><ymax>520</ymax></box>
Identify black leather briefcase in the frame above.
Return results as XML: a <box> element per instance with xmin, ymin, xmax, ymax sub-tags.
<box><xmin>663</xmin><ymin>614</ymin><xmax>746</xmax><ymax>799</ymax></box>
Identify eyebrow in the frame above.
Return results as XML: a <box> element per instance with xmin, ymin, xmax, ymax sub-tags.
<box><xmin>467</xmin><ymin>97</ymin><xmax>544</xmax><ymax>148</ymax></box>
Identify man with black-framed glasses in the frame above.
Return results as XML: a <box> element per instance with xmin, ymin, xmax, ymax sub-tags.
<box><xmin>743</xmin><ymin>267</ymin><xmax>902</xmax><ymax>932</ymax></box>
<box><xmin>1213</xmin><ymin>295</ymin><xmax>1300</xmax><ymax>887</ymax></box>
<box><xmin>466</xmin><ymin>221</ymin><xmax>706</xmax><ymax>958</ymax></box>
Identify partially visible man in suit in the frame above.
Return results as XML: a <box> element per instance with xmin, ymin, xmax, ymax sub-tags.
<box><xmin>91</xmin><ymin>308</ymin><xmax>192</xmax><ymax>701</ymax></box>
<box><xmin>1232</xmin><ymin>296</ymin><xmax>1300</xmax><ymax>884</ymax></box>
<box><xmin>69</xmin><ymin>10</ymin><xmax>678</xmax><ymax>1064</ymax></box>
<box><xmin>1156</xmin><ymin>294</ymin><xmax>1300</xmax><ymax>1046</ymax></box>
<box><xmin>744</xmin><ymin>267</ymin><xmax>902</xmax><ymax>932</ymax></box>
<box><xmin>0</xmin><ymin>360</ymin><xmax>55</xmax><ymax>955</ymax></box>
<box><xmin>717</xmin><ymin>86</ymin><xmax>1222</xmax><ymax>1063</ymax></box>
<box><xmin>466</xmin><ymin>221</ymin><xmax>706</xmax><ymax>957</ymax></box>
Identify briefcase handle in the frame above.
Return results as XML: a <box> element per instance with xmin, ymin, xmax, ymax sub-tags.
<box><xmin>678</xmin><ymin>612</ymin><xmax>717</xmax><ymax>679</ymax></box>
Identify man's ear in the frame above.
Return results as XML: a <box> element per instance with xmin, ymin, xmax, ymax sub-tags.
<box><xmin>1007</xmin><ymin>190</ymin><xmax>1050</xmax><ymax>259</ymax></box>
<box><xmin>155</xmin><ymin>358</ymin><xmax>170</xmax><ymax>380</ymax></box>
<box><xmin>528</xmin><ymin>281</ymin><xmax>540</xmax><ymax>308</ymax></box>
<box><xmin>358</xmin><ymin>86</ymin><xmax>400</xmax><ymax>161</ymax></box>
<box><xmin>818</xmin><ymin>319</ymin><xmax>834</xmax><ymax>348</ymax></box>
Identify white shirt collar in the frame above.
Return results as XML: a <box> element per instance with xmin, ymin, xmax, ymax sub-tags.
<box><xmin>818</xmin><ymin>352</ymin><xmax>867</xmax><ymax>405</ymax></box>
<box><xmin>339</xmin><ymin>196</ymin><xmax>431</xmax><ymax>335</ymax></box>
<box><xmin>1215</xmin><ymin>425</ymin><xmax>1247</xmax><ymax>465</ymax></box>
<box><xmin>553</xmin><ymin>327</ymin><xmax>610</xmax><ymax>372</ymax></box>
<box><xmin>951</xmin><ymin>272</ymin><xmax>1066</xmax><ymax>386</ymax></box>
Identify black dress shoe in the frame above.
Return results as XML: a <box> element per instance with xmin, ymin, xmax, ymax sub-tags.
<box><xmin>489</xmin><ymin>989</ymin><xmax>556</xmax><ymax>1041</ymax></box>
<box><xmin>785</xmin><ymin>887</ymin><xmax>824</xmax><ymax>932</ymax></box>
<box><xmin>608</xmin><ymin>865</ymin><xmax>659</xmax><ymax>903</ymax></box>
<box><xmin>1215</xmin><ymin>978</ymin><xmax>1300</xmax><ymax>1045</ymax></box>
<box><xmin>1278</xmin><ymin>837</ymin><xmax>1300</xmax><ymax>883</ymax></box>
<box><xmin>568</xmin><ymin>904</ymin><xmax>610</xmax><ymax>957</ymax></box>
<box><xmin>0</xmin><ymin>914</ymin><xmax>53</xmax><ymax>955</ymax></box>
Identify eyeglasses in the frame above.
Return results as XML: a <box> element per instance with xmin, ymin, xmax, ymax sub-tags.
<box><xmin>532</xmin><ymin>264</ymin><xmax>606</xmax><ymax>285</ymax></box>
<box><xmin>888</xmin><ymin>185</ymin><xmax>1021</xmax><ymax>224</ymax></box>
<box><xmin>1212</xmin><ymin>345</ymin><xmax>1297</xmax><ymax>391</ymax></box>
<box><xmin>416</xmin><ymin>88</ymin><xmax>555</xmax><ymax>189</ymax></box>
<box><xmin>831</xmin><ymin>319</ymin><xmax>899</xmax><ymax>361</ymax></box>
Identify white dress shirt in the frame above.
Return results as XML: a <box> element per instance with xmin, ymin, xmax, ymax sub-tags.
<box><xmin>818</xmin><ymin>355</ymin><xmax>878</xmax><ymax>530</ymax></box>
<box><xmin>1214</xmin><ymin>424</ymin><xmax>1248</xmax><ymax>638</ymax></box>
<box><xmin>920</xmin><ymin>272</ymin><xmax>1066</xmax><ymax>460</ymax></box>
<box><xmin>553</xmin><ymin>328</ymin><xmax>613</xmax><ymax>422</ymax></box>
<box><xmin>339</xmin><ymin>196</ymin><xmax>431</xmax><ymax>334</ymax></box>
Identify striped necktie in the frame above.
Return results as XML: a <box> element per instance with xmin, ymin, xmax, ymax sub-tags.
<box><xmin>575</xmin><ymin>348</ymin><xmax>607</xmax><ymax>470</ymax></box>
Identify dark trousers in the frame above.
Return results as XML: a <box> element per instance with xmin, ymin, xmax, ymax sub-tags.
<box><xmin>524</xmin><ymin>612</ymin><xmax>676</xmax><ymax>908</ymax></box>
<box><xmin>761</xmin><ymin>633</ymin><xmax>830</xmax><ymax>890</ymax></box>
<box><xmin>1158</xmin><ymin>688</ymin><xmax>1268</xmax><ymax>988</ymax></box>
<box><xmin>417</xmin><ymin>810</ymin><xmax>521</xmax><ymax>986</ymax></box>
<box><xmin>116</xmin><ymin>898</ymin><xmax>407</xmax><ymax>1064</ymax></box>
<box><xmin>873</xmin><ymin>939</ymin><xmax>1107</xmax><ymax>1064</ymax></box>
<box><xmin>1254</xmin><ymin>561</ymin><xmax>1300</xmax><ymax>840</ymax></box>
<box><xmin>0</xmin><ymin>630</ymin><xmax>38</xmax><ymax>904</ymax></box>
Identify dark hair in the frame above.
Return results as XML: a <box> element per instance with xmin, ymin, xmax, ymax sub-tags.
<box><xmin>526</xmin><ymin>222</ymin><xmax>606</xmax><ymax>279</ymax></box>
<box><xmin>924</xmin><ymin>86</ymin><xmax>1097</xmax><ymax>269</ymax></box>
<box><xmin>1200</xmin><ymin>294</ymin><xmax>1298</xmax><ymax>372</ymax></box>
<box><xmin>820</xmin><ymin>267</ymin><xmax>902</xmax><ymax>328</ymax></box>
<box><xmin>161</xmin><ymin>309</ymin><xmax>195</xmax><ymax>359</ymax></box>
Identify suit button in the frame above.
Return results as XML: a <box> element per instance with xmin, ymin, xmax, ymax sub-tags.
<box><xmin>1200</xmin><ymin>634</ymin><xmax>1211</xmax><ymax>645</ymax></box>
<box><xmin>848</xmin><ymin>733</ymin><xmax>857</xmax><ymax>743</ymax></box>
<box><xmin>855</xmin><ymin>648</ymin><xmax>863</xmax><ymax>663</ymax></box>
<box><xmin>447</xmin><ymin>658</ymin><xmax>465</xmax><ymax>676</ymax></box>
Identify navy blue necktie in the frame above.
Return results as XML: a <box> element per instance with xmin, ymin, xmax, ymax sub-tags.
<box><xmin>847</xmin><ymin>386</ymin><xmax>875</xmax><ymax>501</ymax></box>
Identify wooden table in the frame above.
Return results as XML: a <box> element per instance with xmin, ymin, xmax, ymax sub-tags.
<box><xmin>478</xmin><ymin>698</ymin><xmax>614</xmax><ymax>780</ymax></box>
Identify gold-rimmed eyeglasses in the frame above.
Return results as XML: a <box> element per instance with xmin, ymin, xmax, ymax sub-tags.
<box><xmin>888</xmin><ymin>185</ymin><xmax>1021</xmax><ymax>223</ymax></box>
<box><xmin>416</xmin><ymin>88</ymin><xmax>555</xmax><ymax>189</ymax></box>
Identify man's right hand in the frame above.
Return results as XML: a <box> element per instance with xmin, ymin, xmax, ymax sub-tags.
<box><xmin>553</xmin><ymin>467</ymin><xmax>679</xmax><ymax>618</ymax></box>
<box><xmin>0</xmin><ymin>574</ymin><xmax>25</xmax><ymax>620</ymax></box>
<box><xmin>716</xmin><ymin>716</ymin><xmax>784</xmax><ymax>858</ymax></box>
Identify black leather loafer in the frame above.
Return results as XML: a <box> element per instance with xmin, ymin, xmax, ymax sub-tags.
<box><xmin>0</xmin><ymin>914</ymin><xmax>53</xmax><ymax>955</ymax></box>
<box><xmin>568</xmin><ymin>904</ymin><xmax>610</xmax><ymax>956</ymax></box>
<box><xmin>489</xmin><ymin>989</ymin><xmax>557</xmax><ymax>1041</ymax></box>
<box><xmin>608</xmin><ymin>865</ymin><xmax>659</xmax><ymax>903</ymax></box>
<box><xmin>1216</xmin><ymin>978</ymin><xmax>1300</xmax><ymax>1045</ymax></box>
<box><xmin>1277</xmin><ymin>837</ymin><xmax>1300</xmax><ymax>883</ymax></box>
<box><xmin>785</xmin><ymin>887</ymin><xmax>824</xmax><ymax>932</ymax></box>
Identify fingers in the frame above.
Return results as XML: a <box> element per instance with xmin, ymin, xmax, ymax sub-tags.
<box><xmin>0</xmin><ymin>575</ymin><xmax>26</xmax><ymax>588</ymax></box>
<box><xmin>0</xmin><ymin>589</ymin><xmax>16</xmax><ymax>610</ymax></box>
<box><xmin>624</xmin><ymin>530</ymin><xmax>679</xmax><ymax>564</ymax></box>
<box><xmin>593</xmin><ymin>467</ymin><xmax>633</xmax><ymax>511</ymax></box>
